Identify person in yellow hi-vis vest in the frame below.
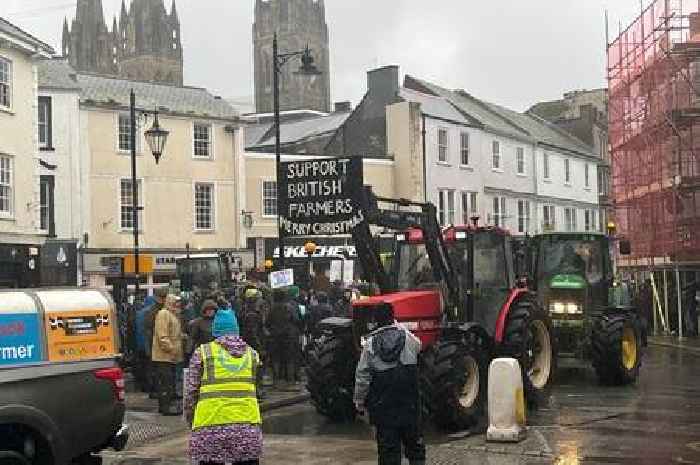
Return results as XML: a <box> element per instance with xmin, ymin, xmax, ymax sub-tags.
<box><xmin>184</xmin><ymin>309</ymin><xmax>263</xmax><ymax>465</ymax></box>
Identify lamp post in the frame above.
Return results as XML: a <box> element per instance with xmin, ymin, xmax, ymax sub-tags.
<box><xmin>129</xmin><ymin>89</ymin><xmax>170</xmax><ymax>304</ymax></box>
<box><xmin>273</xmin><ymin>33</ymin><xmax>322</xmax><ymax>269</ymax></box>
<box><xmin>304</xmin><ymin>241</ymin><xmax>317</xmax><ymax>290</ymax></box>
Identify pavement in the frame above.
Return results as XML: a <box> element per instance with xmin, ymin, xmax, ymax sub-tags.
<box><xmin>648</xmin><ymin>334</ymin><xmax>700</xmax><ymax>353</ymax></box>
<box><xmin>104</xmin><ymin>344</ymin><xmax>700</xmax><ymax>464</ymax></box>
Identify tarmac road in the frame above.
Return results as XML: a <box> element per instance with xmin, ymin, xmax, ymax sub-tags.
<box><xmin>104</xmin><ymin>341</ymin><xmax>700</xmax><ymax>464</ymax></box>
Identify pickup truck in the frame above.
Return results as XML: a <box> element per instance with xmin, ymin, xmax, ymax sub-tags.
<box><xmin>0</xmin><ymin>289</ymin><xmax>129</xmax><ymax>465</ymax></box>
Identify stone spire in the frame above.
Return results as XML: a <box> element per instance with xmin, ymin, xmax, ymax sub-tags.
<box><xmin>170</xmin><ymin>0</ymin><xmax>179</xmax><ymax>24</ymax></box>
<box><xmin>62</xmin><ymin>17</ymin><xmax>70</xmax><ymax>56</ymax></box>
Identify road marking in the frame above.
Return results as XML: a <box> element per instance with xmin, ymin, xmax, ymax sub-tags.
<box><xmin>687</xmin><ymin>441</ymin><xmax>700</xmax><ymax>452</ymax></box>
<box><xmin>533</xmin><ymin>428</ymin><xmax>552</xmax><ymax>455</ymax></box>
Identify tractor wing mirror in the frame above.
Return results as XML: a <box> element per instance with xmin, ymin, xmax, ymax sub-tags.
<box><xmin>619</xmin><ymin>240</ymin><xmax>631</xmax><ymax>256</ymax></box>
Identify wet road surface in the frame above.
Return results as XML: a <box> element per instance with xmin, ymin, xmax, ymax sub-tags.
<box><xmin>105</xmin><ymin>343</ymin><xmax>700</xmax><ymax>464</ymax></box>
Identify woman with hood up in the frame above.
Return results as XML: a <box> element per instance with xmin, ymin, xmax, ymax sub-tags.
<box><xmin>184</xmin><ymin>309</ymin><xmax>263</xmax><ymax>465</ymax></box>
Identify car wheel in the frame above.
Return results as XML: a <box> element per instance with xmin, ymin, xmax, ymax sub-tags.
<box><xmin>0</xmin><ymin>451</ymin><xmax>31</xmax><ymax>465</ymax></box>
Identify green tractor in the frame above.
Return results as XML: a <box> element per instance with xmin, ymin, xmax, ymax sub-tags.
<box><xmin>526</xmin><ymin>231</ymin><xmax>642</xmax><ymax>385</ymax></box>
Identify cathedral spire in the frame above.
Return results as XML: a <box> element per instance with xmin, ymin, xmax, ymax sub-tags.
<box><xmin>170</xmin><ymin>0</ymin><xmax>179</xmax><ymax>24</ymax></box>
<box><xmin>62</xmin><ymin>17</ymin><xmax>70</xmax><ymax>56</ymax></box>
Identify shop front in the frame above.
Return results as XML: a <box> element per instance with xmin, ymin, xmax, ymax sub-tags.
<box><xmin>0</xmin><ymin>244</ymin><xmax>41</xmax><ymax>288</ymax></box>
<box><xmin>82</xmin><ymin>248</ymin><xmax>255</xmax><ymax>298</ymax></box>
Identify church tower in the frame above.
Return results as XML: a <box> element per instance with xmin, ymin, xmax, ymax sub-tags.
<box><xmin>62</xmin><ymin>0</ymin><xmax>183</xmax><ymax>86</ymax></box>
<box><xmin>253</xmin><ymin>0</ymin><xmax>331</xmax><ymax>113</ymax></box>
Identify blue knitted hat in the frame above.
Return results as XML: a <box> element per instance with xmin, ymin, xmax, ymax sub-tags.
<box><xmin>212</xmin><ymin>309</ymin><xmax>239</xmax><ymax>337</ymax></box>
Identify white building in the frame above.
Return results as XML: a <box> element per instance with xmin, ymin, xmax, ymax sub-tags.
<box><xmin>0</xmin><ymin>18</ymin><xmax>55</xmax><ymax>288</ymax></box>
<box><xmin>399</xmin><ymin>75</ymin><xmax>600</xmax><ymax>234</ymax></box>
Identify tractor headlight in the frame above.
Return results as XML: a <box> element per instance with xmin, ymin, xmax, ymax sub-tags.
<box><xmin>565</xmin><ymin>303</ymin><xmax>582</xmax><ymax>314</ymax></box>
<box><xmin>549</xmin><ymin>302</ymin><xmax>583</xmax><ymax>315</ymax></box>
<box><xmin>550</xmin><ymin>302</ymin><xmax>566</xmax><ymax>314</ymax></box>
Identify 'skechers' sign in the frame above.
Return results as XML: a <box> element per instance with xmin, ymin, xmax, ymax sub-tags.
<box><xmin>279</xmin><ymin>157</ymin><xmax>364</xmax><ymax>236</ymax></box>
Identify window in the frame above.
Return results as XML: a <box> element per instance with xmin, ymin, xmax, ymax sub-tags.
<box><xmin>120</xmin><ymin>179</ymin><xmax>143</xmax><ymax>230</ymax></box>
<box><xmin>517</xmin><ymin>200</ymin><xmax>531</xmax><ymax>234</ymax></box>
<box><xmin>194</xmin><ymin>123</ymin><xmax>212</xmax><ymax>158</ymax></box>
<box><xmin>543</xmin><ymin>153</ymin><xmax>550</xmax><ymax>179</ymax></box>
<box><xmin>492</xmin><ymin>196</ymin><xmax>507</xmax><ymax>227</ymax></box>
<box><xmin>543</xmin><ymin>205</ymin><xmax>555</xmax><ymax>231</ymax></box>
<box><xmin>118</xmin><ymin>114</ymin><xmax>138</xmax><ymax>152</ymax></box>
<box><xmin>438</xmin><ymin>128</ymin><xmax>448</xmax><ymax>163</ymax></box>
<box><xmin>40</xmin><ymin>176</ymin><xmax>55</xmax><ymax>236</ymax></box>
<box><xmin>262</xmin><ymin>181</ymin><xmax>277</xmax><ymax>217</ymax></box>
<box><xmin>38</xmin><ymin>97</ymin><xmax>52</xmax><ymax>149</ymax></box>
<box><xmin>195</xmin><ymin>183</ymin><xmax>215</xmax><ymax>230</ymax></box>
<box><xmin>584</xmin><ymin>164</ymin><xmax>590</xmax><ymax>188</ymax></box>
<box><xmin>564</xmin><ymin>159</ymin><xmax>571</xmax><ymax>184</ymax></box>
<box><xmin>460</xmin><ymin>132</ymin><xmax>470</xmax><ymax>166</ymax></box>
<box><xmin>461</xmin><ymin>191</ymin><xmax>478</xmax><ymax>224</ymax></box>
<box><xmin>516</xmin><ymin>147</ymin><xmax>525</xmax><ymax>175</ymax></box>
<box><xmin>0</xmin><ymin>57</ymin><xmax>11</xmax><ymax>108</ymax></box>
<box><xmin>564</xmin><ymin>207</ymin><xmax>577</xmax><ymax>231</ymax></box>
<box><xmin>438</xmin><ymin>190</ymin><xmax>455</xmax><ymax>225</ymax></box>
<box><xmin>584</xmin><ymin>209</ymin><xmax>597</xmax><ymax>232</ymax></box>
<box><xmin>492</xmin><ymin>140</ymin><xmax>501</xmax><ymax>169</ymax></box>
<box><xmin>0</xmin><ymin>156</ymin><xmax>11</xmax><ymax>216</ymax></box>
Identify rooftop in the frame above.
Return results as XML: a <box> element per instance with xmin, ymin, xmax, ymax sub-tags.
<box><xmin>0</xmin><ymin>17</ymin><xmax>54</xmax><ymax>55</ymax></box>
<box><xmin>37</xmin><ymin>59</ymin><xmax>238</xmax><ymax>120</ymax></box>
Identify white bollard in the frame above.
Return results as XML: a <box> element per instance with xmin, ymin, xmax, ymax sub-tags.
<box><xmin>487</xmin><ymin>357</ymin><xmax>526</xmax><ymax>442</ymax></box>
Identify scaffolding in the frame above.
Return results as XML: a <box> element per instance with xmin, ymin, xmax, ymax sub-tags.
<box><xmin>607</xmin><ymin>0</ymin><xmax>700</xmax><ymax>336</ymax></box>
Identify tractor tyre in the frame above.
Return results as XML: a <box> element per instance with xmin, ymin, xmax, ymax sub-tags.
<box><xmin>591</xmin><ymin>313</ymin><xmax>642</xmax><ymax>385</ymax></box>
<box><xmin>305</xmin><ymin>331</ymin><xmax>357</xmax><ymax>422</ymax></box>
<box><xmin>501</xmin><ymin>298</ymin><xmax>554</xmax><ymax>405</ymax></box>
<box><xmin>420</xmin><ymin>330</ymin><xmax>489</xmax><ymax>431</ymax></box>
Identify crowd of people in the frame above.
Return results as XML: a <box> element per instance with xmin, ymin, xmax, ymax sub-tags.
<box><xmin>131</xmin><ymin>280</ymin><xmax>359</xmax><ymax>414</ymax></box>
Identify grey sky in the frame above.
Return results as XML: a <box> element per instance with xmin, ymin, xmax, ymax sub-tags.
<box><xmin>3</xmin><ymin>0</ymin><xmax>644</xmax><ymax>111</ymax></box>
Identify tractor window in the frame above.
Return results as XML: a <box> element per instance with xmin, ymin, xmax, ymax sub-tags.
<box><xmin>537</xmin><ymin>237</ymin><xmax>604</xmax><ymax>286</ymax></box>
<box><xmin>474</xmin><ymin>233</ymin><xmax>508</xmax><ymax>289</ymax></box>
<box><xmin>176</xmin><ymin>258</ymin><xmax>223</xmax><ymax>291</ymax></box>
<box><xmin>396</xmin><ymin>243</ymin><xmax>435</xmax><ymax>290</ymax></box>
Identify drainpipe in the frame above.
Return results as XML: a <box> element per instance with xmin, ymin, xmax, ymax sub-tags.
<box><xmin>422</xmin><ymin>113</ymin><xmax>427</xmax><ymax>202</ymax></box>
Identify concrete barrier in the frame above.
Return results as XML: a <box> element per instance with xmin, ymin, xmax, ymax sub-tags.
<box><xmin>487</xmin><ymin>357</ymin><xmax>526</xmax><ymax>442</ymax></box>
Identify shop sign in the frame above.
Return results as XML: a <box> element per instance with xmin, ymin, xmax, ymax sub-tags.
<box><xmin>279</xmin><ymin>157</ymin><xmax>365</xmax><ymax>236</ymax></box>
<box><xmin>273</xmin><ymin>245</ymin><xmax>357</xmax><ymax>259</ymax></box>
<box><xmin>0</xmin><ymin>313</ymin><xmax>43</xmax><ymax>366</ymax></box>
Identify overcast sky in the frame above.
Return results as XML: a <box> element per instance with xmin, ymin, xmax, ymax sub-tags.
<box><xmin>2</xmin><ymin>0</ymin><xmax>645</xmax><ymax>111</ymax></box>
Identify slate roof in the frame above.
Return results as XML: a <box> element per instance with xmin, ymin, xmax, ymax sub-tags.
<box><xmin>245</xmin><ymin>122</ymin><xmax>272</xmax><ymax>147</ymax></box>
<box><xmin>37</xmin><ymin>58</ymin><xmax>80</xmax><ymax>90</ymax></box>
<box><xmin>0</xmin><ymin>17</ymin><xmax>54</xmax><ymax>54</ymax></box>
<box><xmin>37</xmin><ymin>59</ymin><xmax>238</xmax><ymax>120</ymax></box>
<box><xmin>528</xmin><ymin>99</ymin><xmax>569</xmax><ymax>121</ymax></box>
<box><xmin>249</xmin><ymin>111</ymin><xmax>350</xmax><ymax>149</ymax></box>
<box><xmin>398</xmin><ymin>88</ymin><xmax>471</xmax><ymax>125</ymax></box>
<box><xmin>403</xmin><ymin>75</ymin><xmax>596</xmax><ymax>158</ymax></box>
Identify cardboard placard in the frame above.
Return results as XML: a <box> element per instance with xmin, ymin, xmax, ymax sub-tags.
<box><xmin>269</xmin><ymin>269</ymin><xmax>294</xmax><ymax>289</ymax></box>
<box><xmin>279</xmin><ymin>157</ymin><xmax>365</xmax><ymax>237</ymax></box>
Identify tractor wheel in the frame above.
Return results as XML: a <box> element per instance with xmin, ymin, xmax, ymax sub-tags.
<box><xmin>305</xmin><ymin>331</ymin><xmax>357</xmax><ymax>422</ymax></box>
<box><xmin>591</xmin><ymin>313</ymin><xmax>642</xmax><ymax>385</ymax></box>
<box><xmin>420</xmin><ymin>330</ymin><xmax>489</xmax><ymax>431</ymax></box>
<box><xmin>501</xmin><ymin>299</ymin><xmax>554</xmax><ymax>404</ymax></box>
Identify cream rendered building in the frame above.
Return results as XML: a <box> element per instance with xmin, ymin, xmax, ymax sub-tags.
<box><xmin>55</xmin><ymin>68</ymin><xmax>248</xmax><ymax>293</ymax></box>
<box><xmin>0</xmin><ymin>18</ymin><xmax>54</xmax><ymax>288</ymax></box>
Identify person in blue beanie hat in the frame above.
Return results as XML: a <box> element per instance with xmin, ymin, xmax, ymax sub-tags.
<box><xmin>185</xmin><ymin>308</ymin><xmax>262</xmax><ymax>465</ymax></box>
<box><xmin>212</xmin><ymin>307</ymin><xmax>239</xmax><ymax>337</ymax></box>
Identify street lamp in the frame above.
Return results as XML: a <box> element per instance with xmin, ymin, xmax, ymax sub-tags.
<box><xmin>273</xmin><ymin>33</ymin><xmax>322</xmax><ymax>269</ymax></box>
<box><xmin>129</xmin><ymin>89</ymin><xmax>170</xmax><ymax>304</ymax></box>
<box><xmin>304</xmin><ymin>241</ymin><xmax>317</xmax><ymax>290</ymax></box>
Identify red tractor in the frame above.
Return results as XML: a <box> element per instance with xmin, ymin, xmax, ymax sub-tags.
<box><xmin>305</xmin><ymin>191</ymin><xmax>554</xmax><ymax>430</ymax></box>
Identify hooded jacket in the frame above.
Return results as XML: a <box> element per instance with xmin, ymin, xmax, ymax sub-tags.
<box><xmin>354</xmin><ymin>323</ymin><xmax>422</xmax><ymax>426</ymax></box>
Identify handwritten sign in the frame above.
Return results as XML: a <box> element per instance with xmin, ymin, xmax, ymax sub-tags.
<box><xmin>269</xmin><ymin>269</ymin><xmax>294</xmax><ymax>289</ymax></box>
<box><xmin>279</xmin><ymin>157</ymin><xmax>365</xmax><ymax>237</ymax></box>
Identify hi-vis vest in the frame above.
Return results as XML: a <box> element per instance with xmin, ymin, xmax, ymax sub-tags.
<box><xmin>192</xmin><ymin>342</ymin><xmax>261</xmax><ymax>430</ymax></box>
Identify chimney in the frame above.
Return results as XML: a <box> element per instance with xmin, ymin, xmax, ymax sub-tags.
<box><xmin>334</xmin><ymin>101</ymin><xmax>352</xmax><ymax>113</ymax></box>
<box><xmin>367</xmin><ymin>65</ymin><xmax>399</xmax><ymax>98</ymax></box>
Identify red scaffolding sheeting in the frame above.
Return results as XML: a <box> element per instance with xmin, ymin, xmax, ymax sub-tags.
<box><xmin>608</xmin><ymin>0</ymin><xmax>700</xmax><ymax>264</ymax></box>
